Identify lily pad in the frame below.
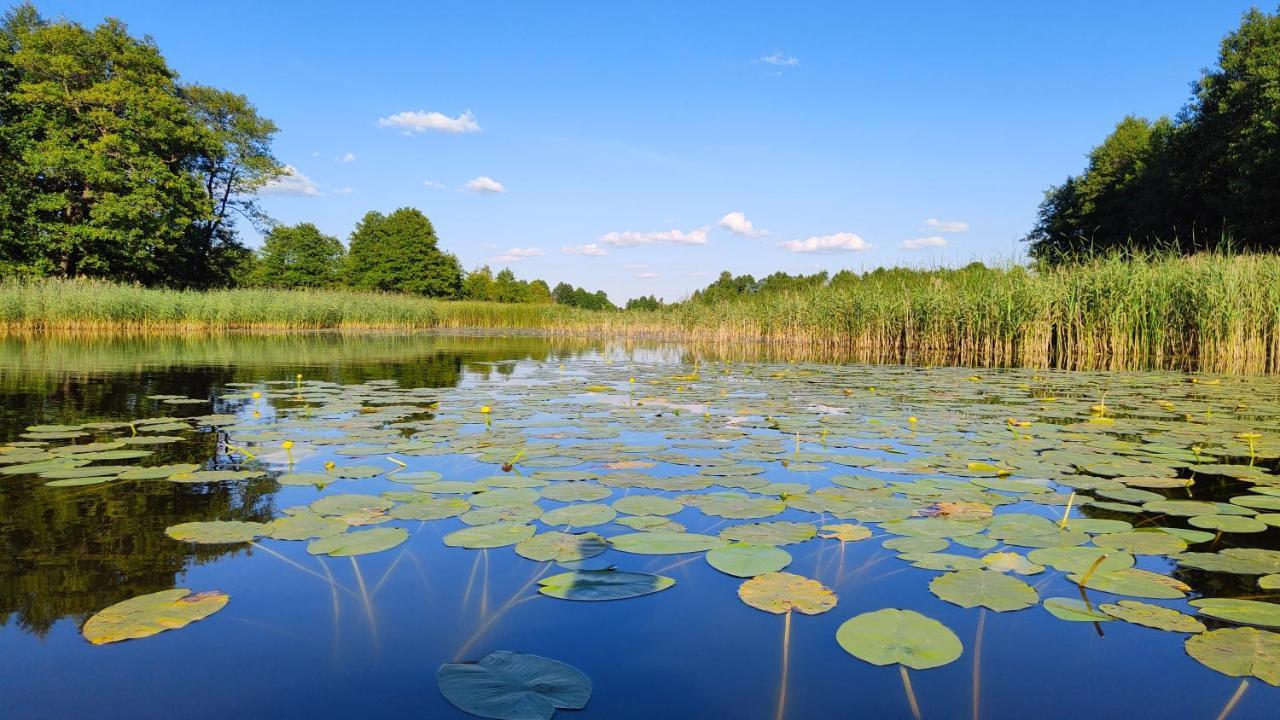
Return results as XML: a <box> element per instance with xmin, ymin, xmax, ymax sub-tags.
<box><xmin>706</xmin><ymin>543</ymin><xmax>792</xmax><ymax>577</ymax></box>
<box><xmin>738</xmin><ymin>572</ymin><xmax>836</xmax><ymax>615</ymax></box>
<box><xmin>1190</xmin><ymin>599</ymin><xmax>1280</xmax><ymax>628</ymax></box>
<box><xmin>1042</xmin><ymin>597</ymin><xmax>1113</xmax><ymax>622</ymax></box>
<box><xmin>1185</xmin><ymin>627</ymin><xmax>1280</xmax><ymax>686</ymax></box>
<box><xmin>835</xmin><ymin>609</ymin><xmax>963</xmax><ymax>669</ymax></box>
<box><xmin>307</xmin><ymin>527</ymin><xmax>408</xmax><ymax>556</ymax></box>
<box><xmin>608</xmin><ymin>531</ymin><xmax>725</xmax><ymax>555</ymax></box>
<box><xmin>540</xmin><ymin>504</ymin><xmax>616</xmax><ymax>529</ymax></box>
<box><xmin>444</xmin><ymin>523</ymin><xmax>537</xmax><ymax>549</ymax></box>
<box><xmin>437</xmin><ymin>650</ymin><xmax>591</xmax><ymax>719</ymax></box>
<box><xmin>165</xmin><ymin>520</ymin><xmax>265</xmax><ymax>544</ymax></box>
<box><xmin>82</xmin><ymin>589</ymin><xmax>229</xmax><ymax>645</ymax></box>
<box><xmin>929</xmin><ymin>569</ymin><xmax>1038</xmax><ymax>612</ymax></box>
<box><xmin>537</xmin><ymin>569</ymin><xmax>675</xmax><ymax>601</ymax></box>
<box><xmin>1099</xmin><ymin>600</ymin><xmax>1205</xmax><ymax>633</ymax></box>
<box><xmin>515</xmin><ymin>532</ymin><xmax>609</xmax><ymax>563</ymax></box>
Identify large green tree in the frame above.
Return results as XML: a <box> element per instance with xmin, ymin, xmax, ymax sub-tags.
<box><xmin>345</xmin><ymin>208</ymin><xmax>462</xmax><ymax>296</ymax></box>
<box><xmin>0</xmin><ymin>3</ymin><xmax>281</xmax><ymax>286</ymax></box>
<box><xmin>251</xmin><ymin>223</ymin><xmax>343</xmax><ymax>289</ymax></box>
<box><xmin>1028</xmin><ymin>7</ymin><xmax>1280</xmax><ymax>261</ymax></box>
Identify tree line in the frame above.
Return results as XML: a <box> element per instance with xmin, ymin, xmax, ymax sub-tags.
<box><xmin>1026</xmin><ymin>7</ymin><xmax>1280</xmax><ymax>262</ymax></box>
<box><xmin>0</xmin><ymin>4</ymin><xmax>615</xmax><ymax>308</ymax></box>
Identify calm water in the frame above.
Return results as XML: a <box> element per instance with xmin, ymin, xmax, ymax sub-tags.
<box><xmin>0</xmin><ymin>333</ymin><xmax>1278</xmax><ymax>719</ymax></box>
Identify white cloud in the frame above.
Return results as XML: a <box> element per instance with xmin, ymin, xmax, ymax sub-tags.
<box><xmin>779</xmin><ymin>233</ymin><xmax>872</xmax><ymax>254</ymax></box>
<box><xmin>337</xmin><ymin>152</ymin><xmax>356</xmax><ymax>163</ymax></box>
<box><xmin>261</xmin><ymin>165</ymin><xmax>320</xmax><ymax>197</ymax></box>
<box><xmin>464</xmin><ymin>176</ymin><xmax>506</xmax><ymax>194</ymax></box>
<box><xmin>423</xmin><ymin>180</ymin><xmax>447</xmax><ymax>190</ymax></box>
<box><xmin>377</xmin><ymin>109</ymin><xmax>481</xmax><ymax>134</ymax></box>
<box><xmin>562</xmin><ymin>244</ymin><xmax>608</xmax><ymax>256</ymax></box>
<box><xmin>755</xmin><ymin>51</ymin><xmax>799</xmax><ymax>67</ymax></box>
<box><xmin>717</xmin><ymin>211</ymin><xmax>765</xmax><ymax>237</ymax></box>
<box><xmin>599</xmin><ymin>228</ymin><xmax>709</xmax><ymax>247</ymax></box>
<box><xmin>901</xmin><ymin>235</ymin><xmax>948</xmax><ymax>250</ymax></box>
<box><xmin>492</xmin><ymin>247</ymin><xmax>544</xmax><ymax>263</ymax></box>
<box><xmin>634</xmin><ymin>271</ymin><xmax>659</xmax><ymax>280</ymax></box>
<box><xmin>330</xmin><ymin>187</ymin><xmax>354</xmax><ymax>196</ymax></box>
<box><xmin>922</xmin><ymin>218</ymin><xmax>969</xmax><ymax>233</ymax></box>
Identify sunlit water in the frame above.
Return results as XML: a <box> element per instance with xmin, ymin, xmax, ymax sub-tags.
<box><xmin>1</xmin><ymin>333</ymin><xmax>1278</xmax><ymax>719</ymax></box>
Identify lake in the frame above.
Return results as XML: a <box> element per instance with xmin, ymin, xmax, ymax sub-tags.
<box><xmin>1</xmin><ymin>332</ymin><xmax>1278</xmax><ymax>719</ymax></box>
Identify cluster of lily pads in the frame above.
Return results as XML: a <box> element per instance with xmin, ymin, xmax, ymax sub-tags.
<box><xmin>4</xmin><ymin>361</ymin><xmax>1280</xmax><ymax>715</ymax></box>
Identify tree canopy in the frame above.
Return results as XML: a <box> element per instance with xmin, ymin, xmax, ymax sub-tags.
<box><xmin>0</xmin><ymin>3</ymin><xmax>282</xmax><ymax>286</ymax></box>
<box><xmin>251</xmin><ymin>223</ymin><xmax>344</xmax><ymax>289</ymax></box>
<box><xmin>346</xmin><ymin>208</ymin><xmax>462</xmax><ymax>297</ymax></box>
<box><xmin>1027</xmin><ymin>7</ymin><xmax>1280</xmax><ymax>262</ymax></box>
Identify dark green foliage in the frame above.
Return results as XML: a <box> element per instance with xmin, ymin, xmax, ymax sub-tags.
<box><xmin>551</xmin><ymin>281</ymin><xmax>615</xmax><ymax>310</ymax></box>
<box><xmin>251</xmin><ymin>223</ymin><xmax>343</xmax><ymax>288</ymax></box>
<box><xmin>1028</xmin><ymin>8</ymin><xmax>1280</xmax><ymax>261</ymax></box>
<box><xmin>0</xmin><ymin>3</ymin><xmax>282</xmax><ymax>287</ymax></box>
<box><xmin>345</xmin><ymin>208</ymin><xmax>462</xmax><ymax>297</ymax></box>
<box><xmin>625</xmin><ymin>295</ymin><xmax>662</xmax><ymax>311</ymax></box>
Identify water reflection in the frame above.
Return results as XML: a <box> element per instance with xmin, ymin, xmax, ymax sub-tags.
<box><xmin>0</xmin><ymin>332</ymin><xmax>598</xmax><ymax>637</ymax></box>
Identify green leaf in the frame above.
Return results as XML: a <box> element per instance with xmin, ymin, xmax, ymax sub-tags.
<box><xmin>706</xmin><ymin>543</ymin><xmax>792</xmax><ymax>577</ymax></box>
<box><xmin>835</xmin><ymin>609</ymin><xmax>963</xmax><ymax>670</ymax></box>
<box><xmin>1099</xmin><ymin>600</ymin><xmax>1205</xmax><ymax>633</ymax></box>
<box><xmin>738</xmin><ymin>572</ymin><xmax>836</xmax><ymax>615</ymax></box>
<box><xmin>1185</xmin><ymin>628</ymin><xmax>1280</xmax><ymax>686</ymax></box>
<box><xmin>307</xmin><ymin>527</ymin><xmax>408</xmax><ymax>556</ymax></box>
<box><xmin>538</xmin><ymin>569</ymin><xmax>675</xmax><ymax>601</ymax></box>
<box><xmin>607</xmin><ymin>531</ymin><xmax>726</xmax><ymax>555</ymax></box>
<box><xmin>515</xmin><ymin>532</ymin><xmax>609</xmax><ymax>563</ymax></box>
<box><xmin>444</xmin><ymin>523</ymin><xmax>536</xmax><ymax>549</ymax></box>
<box><xmin>83</xmin><ymin>589</ymin><xmax>229</xmax><ymax>645</ymax></box>
<box><xmin>437</xmin><ymin>650</ymin><xmax>591</xmax><ymax>719</ymax></box>
<box><xmin>929</xmin><ymin>569</ymin><xmax>1038</xmax><ymax>612</ymax></box>
<box><xmin>1042</xmin><ymin>597</ymin><xmax>1113</xmax><ymax>622</ymax></box>
<box><xmin>1191</xmin><ymin>599</ymin><xmax>1280</xmax><ymax>628</ymax></box>
<box><xmin>165</xmin><ymin>520</ymin><xmax>265</xmax><ymax>544</ymax></box>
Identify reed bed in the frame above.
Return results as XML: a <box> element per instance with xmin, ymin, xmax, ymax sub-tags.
<box><xmin>2</xmin><ymin>253</ymin><xmax>1278</xmax><ymax>373</ymax></box>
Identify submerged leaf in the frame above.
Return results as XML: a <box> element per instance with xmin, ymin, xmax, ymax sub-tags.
<box><xmin>538</xmin><ymin>569</ymin><xmax>674</xmax><ymax>601</ymax></box>
<box><xmin>438</xmin><ymin>650</ymin><xmax>591</xmax><ymax>719</ymax></box>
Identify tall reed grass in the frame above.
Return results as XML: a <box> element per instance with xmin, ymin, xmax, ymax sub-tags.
<box><xmin>2</xmin><ymin>253</ymin><xmax>1278</xmax><ymax>372</ymax></box>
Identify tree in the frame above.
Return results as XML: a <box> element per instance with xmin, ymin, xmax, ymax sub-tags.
<box><xmin>251</xmin><ymin>223</ymin><xmax>343</xmax><ymax>288</ymax></box>
<box><xmin>1027</xmin><ymin>8</ymin><xmax>1280</xmax><ymax>260</ymax></box>
<box><xmin>171</xmin><ymin>85</ymin><xmax>283</xmax><ymax>288</ymax></box>
<box><xmin>461</xmin><ymin>265</ymin><xmax>495</xmax><ymax>300</ymax></box>
<box><xmin>346</xmin><ymin>208</ymin><xmax>462</xmax><ymax>296</ymax></box>
<box><xmin>625</xmin><ymin>295</ymin><xmax>662</xmax><ymax>311</ymax></box>
<box><xmin>527</xmin><ymin>278</ymin><xmax>553</xmax><ymax>304</ymax></box>
<box><xmin>0</xmin><ymin>3</ymin><xmax>282</xmax><ymax>286</ymax></box>
<box><xmin>552</xmin><ymin>281</ymin><xmax>574</xmax><ymax>305</ymax></box>
<box><xmin>0</xmin><ymin>7</ymin><xmax>208</xmax><ymax>282</ymax></box>
<box><xmin>492</xmin><ymin>268</ymin><xmax>527</xmax><ymax>303</ymax></box>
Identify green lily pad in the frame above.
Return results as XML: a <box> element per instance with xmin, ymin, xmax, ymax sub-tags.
<box><xmin>608</xmin><ymin>531</ymin><xmax>726</xmax><ymax>555</ymax></box>
<box><xmin>819</xmin><ymin>524</ymin><xmax>873</xmax><ymax>542</ymax></box>
<box><xmin>835</xmin><ymin>609</ymin><xmax>963</xmax><ymax>670</ymax></box>
<box><xmin>307</xmin><ymin>527</ymin><xmax>408</xmax><ymax>556</ymax></box>
<box><xmin>537</xmin><ymin>569</ymin><xmax>675</xmax><ymax>601</ymax></box>
<box><xmin>437</xmin><ymin>650</ymin><xmax>591</xmax><ymax>719</ymax></box>
<box><xmin>611</xmin><ymin>495</ymin><xmax>682</xmax><ymax>516</ymax></box>
<box><xmin>311</xmin><ymin>494</ymin><xmax>394</xmax><ymax>516</ymax></box>
<box><xmin>444</xmin><ymin>523</ymin><xmax>537</xmax><ymax>549</ymax></box>
<box><xmin>1092</xmin><ymin>531</ymin><xmax>1187</xmax><ymax>556</ymax></box>
<box><xmin>1043</xmin><ymin>597</ymin><xmax>1113</xmax><ymax>622</ymax></box>
<box><xmin>82</xmin><ymin>589</ymin><xmax>229</xmax><ymax>645</ymax></box>
<box><xmin>515</xmin><ymin>532</ymin><xmax>609</xmax><ymax>563</ymax></box>
<box><xmin>267</xmin><ymin>513</ymin><xmax>348</xmax><ymax>540</ymax></box>
<box><xmin>706</xmin><ymin>543</ymin><xmax>792</xmax><ymax>577</ymax></box>
<box><xmin>540</xmin><ymin>504</ymin><xmax>616</xmax><ymax>529</ymax></box>
<box><xmin>1187</xmin><ymin>515</ymin><xmax>1269</xmax><ymax>533</ymax></box>
<box><xmin>1185</xmin><ymin>627</ymin><xmax>1280</xmax><ymax>686</ymax></box>
<box><xmin>1069</xmin><ymin>568</ymin><xmax>1190</xmax><ymax>599</ymax></box>
<box><xmin>929</xmin><ymin>569</ymin><xmax>1038</xmax><ymax>612</ymax></box>
<box><xmin>1099</xmin><ymin>600</ymin><xmax>1205</xmax><ymax>633</ymax></box>
<box><xmin>982</xmin><ymin>551</ymin><xmax>1045</xmax><ymax>575</ymax></box>
<box><xmin>719</xmin><ymin>521</ymin><xmax>816</xmax><ymax>546</ymax></box>
<box><xmin>165</xmin><ymin>520</ymin><xmax>265</xmax><ymax>544</ymax></box>
<box><xmin>1191</xmin><ymin>599</ymin><xmax>1280</xmax><ymax>628</ymax></box>
<box><xmin>391</xmin><ymin>497</ymin><xmax>471</xmax><ymax>521</ymax></box>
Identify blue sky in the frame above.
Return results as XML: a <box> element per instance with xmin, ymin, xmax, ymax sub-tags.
<box><xmin>33</xmin><ymin>1</ymin><xmax>1265</xmax><ymax>301</ymax></box>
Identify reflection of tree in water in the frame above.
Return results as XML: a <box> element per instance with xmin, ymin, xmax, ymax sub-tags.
<box><xmin>0</xmin><ymin>333</ymin><xmax>590</xmax><ymax>637</ymax></box>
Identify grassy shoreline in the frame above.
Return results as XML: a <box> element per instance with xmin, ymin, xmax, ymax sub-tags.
<box><xmin>3</xmin><ymin>254</ymin><xmax>1279</xmax><ymax>372</ymax></box>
